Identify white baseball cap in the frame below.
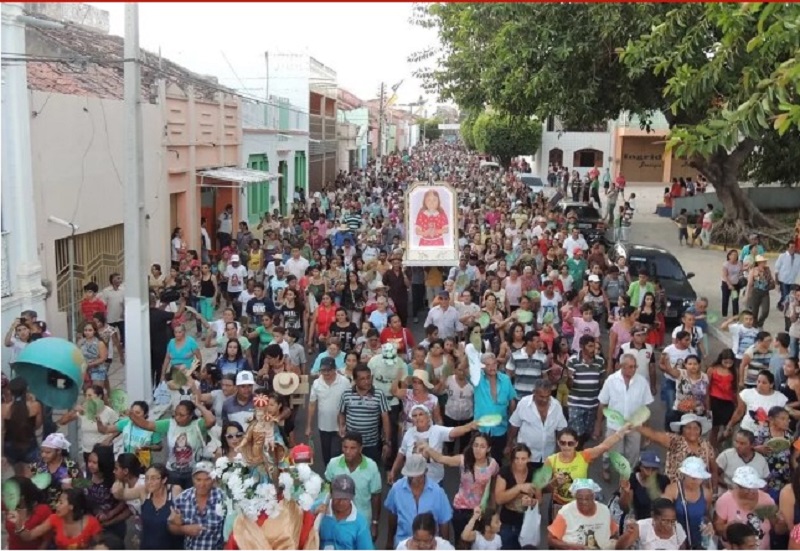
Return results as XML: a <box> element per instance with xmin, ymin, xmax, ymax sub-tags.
<box><xmin>230</xmin><ymin>254</ymin><xmax>240</xmax><ymax>262</ymax></box>
<box><xmin>236</xmin><ymin>371</ymin><xmax>255</xmax><ymax>386</ymax></box>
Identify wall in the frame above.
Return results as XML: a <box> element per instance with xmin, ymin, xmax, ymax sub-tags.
<box><xmin>266</xmin><ymin>53</ymin><xmax>310</xmax><ymax>115</ymax></box>
<box><xmin>618</xmin><ymin>135</ymin><xmax>666</xmax><ymax>183</ymax></box>
<box><xmin>673</xmin><ymin>186</ymin><xmax>800</xmax><ymax>214</ymax></box>
<box><xmin>28</xmin><ymin>91</ymin><xmax>166</xmax><ymax>336</ymax></box>
<box><xmin>534</xmin><ymin>125</ymin><xmax>613</xmax><ymax>177</ymax></box>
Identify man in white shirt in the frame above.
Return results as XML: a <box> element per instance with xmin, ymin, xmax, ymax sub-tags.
<box><xmin>423</xmin><ymin>291</ymin><xmax>461</xmax><ymax>339</ymax></box>
<box><xmin>715</xmin><ymin>429</ymin><xmax>770</xmax><ymax>488</ymax></box>
<box><xmin>507</xmin><ymin>379</ymin><xmax>567</xmax><ymax>463</ymax></box>
<box><xmin>307</xmin><ymin>358</ymin><xmax>352</xmax><ymax>466</ymax></box>
<box><xmin>224</xmin><ymin>255</ymin><xmax>248</xmax><ymax>317</ymax></box>
<box><xmin>217</xmin><ymin>203</ymin><xmax>234</xmax><ymax>249</ymax></box>
<box><xmin>775</xmin><ymin>241</ymin><xmax>800</xmax><ymax>311</ymax></box>
<box><xmin>618</xmin><ymin>327</ymin><xmax>656</xmax><ymax>395</ymax></box>
<box><xmin>659</xmin><ymin>330</ymin><xmax>697</xmax><ymax>422</ymax></box>
<box><xmin>362</xmin><ymin>239</ymin><xmax>381</xmax><ymax>263</ymax></box>
<box><xmin>284</xmin><ymin>247</ymin><xmax>310</xmax><ymax>281</ymax></box>
<box><xmin>563</xmin><ymin>228</ymin><xmax>588</xmax><ymax>259</ymax></box>
<box><xmin>101</xmin><ymin>273</ymin><xmax>125</xmax><ymax>346</ymax></box>
<box><xmin>596</xmin><ymin>353</ymin><xmax>653</xmax><ymax>481</ymax></box>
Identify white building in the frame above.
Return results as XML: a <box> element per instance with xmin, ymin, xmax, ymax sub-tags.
<box><xmin>531</xmin><ymin>117</ymin><xmax>616</xmax><ymax>178</ymax></box>
<box><xmin>240</xmin><ymin>98</ymin><xmax>309</xmax><ymax>219</ymax></box>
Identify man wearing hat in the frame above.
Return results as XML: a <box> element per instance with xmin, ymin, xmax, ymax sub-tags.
<box><xmin>222</xmin><ymin>371</ymin><xmax>256</xmax><ymax>429</ymax></box>
<box><xmin>169</xmin><ymin>461</ymin><xmax>225</xmax><ymax>549</ymax></box>
<box><xmin>318</xmin><ymin>474</ymin><xmax>374</xmax><ymax>550</ymax></box>
<box><xmin>423</xmin><ymin>291</ymin><xmax>460</xmax><ymax>339</ymax></box>
<box><xmin>384</xmin><ymin>454</ymin><xmax>452</xmax><ymax>549</ymax></box>
<box><xmin>307</xmin><ymin>356</ymin><xmax>351</xmax><ymax>466</ymax></box>
<box><xmin>618</xmin><ymin>451</ymin><xmax>670</xmax><ymax>521</ymax></box>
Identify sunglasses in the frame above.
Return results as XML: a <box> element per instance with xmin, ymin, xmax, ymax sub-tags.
<box><xmin>226</xmin><ymin>432</ymin><xmax>244</xmax><ymax>439</ymax></box>
<box><xmin>559</xmin><ymin>440</ymin><xmax>577</xmax><ymax>447</ymax></box>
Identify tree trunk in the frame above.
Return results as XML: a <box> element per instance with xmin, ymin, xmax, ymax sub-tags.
<box><xmin>688</xmin><ymin>139</ymin><xmax>776</xmax><ymax>229</ymax></box>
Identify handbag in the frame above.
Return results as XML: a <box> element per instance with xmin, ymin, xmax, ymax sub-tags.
<box><xmin>518</xmin><ymin>503</ymin><xmax>542</xmax><ymax>547</ymax></box>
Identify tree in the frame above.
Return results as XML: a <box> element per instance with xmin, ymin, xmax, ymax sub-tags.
<box><xmin>472</xmin><ymin>112</ymin><xmax>542</xmax><ymax>167</ymax></box>
<box><xmin>460</xmin><ymin>110</ymin><xmax>478</xmax><ymax>150</ymax></box>
<box><xmin>413</xmin><ymin>3</ymin><xmax>800</xmax><ymax>240</ymax></box>
<box><xmin>417</xmin><ymin>117</ymin><xmax>443</xmax><ymax>141</ymax></box>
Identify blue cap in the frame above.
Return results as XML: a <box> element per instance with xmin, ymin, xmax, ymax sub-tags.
<box><xmin>639</xmin><ymin>450</ymin><xmax>662</xmax><ymax>469</ymax></box>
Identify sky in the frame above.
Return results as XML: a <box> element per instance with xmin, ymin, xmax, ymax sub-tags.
<box><xmin>88</xmin><ymin>2</ymin><xmax>443</xmax><ymax>113</ymax></box>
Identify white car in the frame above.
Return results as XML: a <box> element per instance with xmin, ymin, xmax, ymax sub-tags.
<box><xmin>517</xmin><ymin>173</ymin><xmax>556</xmax><ymax>199</ymax></box>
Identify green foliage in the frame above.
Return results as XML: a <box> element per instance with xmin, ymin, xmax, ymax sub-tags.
<box><xmin>460</xmin><ymin>111</ymin><xmax>478</xmax><ymax>150</ymax></box>
<box><xmin>741</xmin><ymin>127</ymin><xmax>800</xmax><ymax>187</ymax></box>
<box><xmin>417</xmin><ymin>117</ymin><xmax>443</xmax><ymax>141</ymax></box>
<box><xmin>472</xmin><ymin>112</ymin><xmax>542</xmax><ymax>167</ymax></box>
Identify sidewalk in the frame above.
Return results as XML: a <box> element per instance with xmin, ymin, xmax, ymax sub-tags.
<box><xmin>625</xmin><ymin>186</ymin><xmax>786</xmax><ymax>347</ymax></box>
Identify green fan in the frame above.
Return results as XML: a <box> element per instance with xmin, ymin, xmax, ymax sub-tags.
<box><xmin>517</xmin><ymin>311</ymin><xmax>534</xmax><ymax>324</ymax></box>
<box><xmin>603</xmin><ymin>408</ymin><xmax>626</xmax><ymax>427</ymax></box>
<box><xmin>109</xmin><ymin>389</ymin><xmax>128</xmax><ymax>414</ymax></box>
<box><xmin>754</xmin><ymin>504</ymin><xmax>778</xmax><ymax>520</ymax></box>
<box><xmin>478</xmin><ymin>312</ymin><xmax>491</xmax><ymax>330</ymax></box>
<box><xmin>644</xmin><ymin>473</ymin><xmax>662</xmax><ymax>500</ymax></box>
<box><xmin>480</xmin><ymin>480</ymin><xmax>492</xmax><ymax>512</ymax></box>
<box><xmin>706</xmin><ymin>312</ymin><xmax>720</xmax><ymax>325</ymax></box>
<box><xmin>626</xmin><ymin>406</ymin><xmax>651</xmax><ymax>427</ymax></box>
<box><xmin>2</xmin><ymin>479</ymin><xmax>21</xmax><ymax>511</ymax></box>
<box><xmin>608</xmin><ymin>451</ymin><xmax>632</xmax><ymax>479</ymax></box>
<box><xmin>171</xmin><ymin>367</ymin><xmax>188</xmax><ymax>387</ymax></box>
<box><xmin>531</xmin><ymin>464</ymin><xmax>553</xmax><ymax>490</ymax></box>
<box><xmin>83</xmin><ymin>397</ymin><xmax>103</xmax><ymax>422</ymax></box>
<box><xmin>765</xmin><ymin>437</ymin><xmax>791</xmax><ymax>453</ymax></box>
<box><xmin>542</xmin><ymin>312</ymin><xmax>555</xmax><ymax>325</ymax></box>
<box><xmin>526</xmin><ymin>290</ymin><xmax>540</xmax><ymax>300</ymax></box>
<box><xmin>476</xmin><ymin>413</ymin><xmax>503</xmax><ymax>428</ymax></box>
<box><xmin>470</xmin><ymin>332</ymin><xmax>483</xmax><ymax>352</ymax></box>
<box><xmin>71</xmin><ymin>477</ymin><xmax>93</xmax><ymax>490</ymax></box>
<box><xmin>31</xmin><ymin>472</ymin><xmax>52</xmax><ymax>490</ymax></box>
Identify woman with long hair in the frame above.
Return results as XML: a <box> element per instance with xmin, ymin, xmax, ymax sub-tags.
<box><xmin>215</xmin><ymin>421</ymin><xmax>245</xmax><ymax>461</ymax></box>
<box><xmin>494</xmin><ymin>443</ymin><xmax>541</xmax><ymax>549</ymax></box>
<box><xmin>753</xmin><ymin>406</ymin><xmax>793</xmax><ymax>502</ymax></box>
<box><xmin>1</xmin><ymin>377</ymin><xmax>42</xmax><ymax>472</ymax></box>
<box><xmin>497</xmin><ymin>323</ymin><xmax>526</xmax><ymax>368</ymax></box>
<box><xmin>84</xmin><ymin>444</ymin><xmax>130</xmax><ymax>541</ymax></box>
<box><xmin>96</xmin><ymin>400</ymin><xmax>161</xmax><ymax>469</ymax></box>
<box><xmin>216</xmin><ymin>338</ymin><xmax>247</xmax><ymax>377</ymax></box>
<box><xmin>421</xmin><ymin>433</ymin><xmax>499</xmax><ymax>549</ymax></box>
<box><xmin>3</xmin><ymin>476</ymin><xmax>52</xmax><ymax>549</ymax></box>
<box><xmin>707</xmin><ymin>349</ymin><xmax>738</xmax><ymax>450</ymax></box>
<box><xmin>341</xmin><ymin>270</ymin><xmax>366</xmax><ymax>325</ymax></box>
<box><xmin>10</xmin><ymin>489</ymin><xmax>102</xmax><ymax>549</ymax></box>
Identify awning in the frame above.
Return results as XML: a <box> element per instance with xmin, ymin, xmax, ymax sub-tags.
<box><xmin>198</xmin><ymin>167</ymin><xmax>281</xmax><ymax>188</ymax></box>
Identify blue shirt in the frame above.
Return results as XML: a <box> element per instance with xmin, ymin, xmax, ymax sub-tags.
<box><xmin>384</xmin><ymin>476</ymin><xmax>452</xmax><ymax>548</ymax></box>
<box><xmin>174</xmin><ymin>487</ymin><xmax>225</xmax><ymax>550</ymax></box>
<box><xmin>473</xmin><ymin>372</ymin><xmax>517</xmax><ymax>437</ymax></box>
<box><xmin>310</xmin><ymin>351</ymin><xmax>347</xmax><ymax>375</ymax></box>
<box><xmin>318</xmin><ymin>504</ymin><xmax>374</xmax><ymax>550</ymax></box>
<box><xmin>167</xmin><ymin>336</ymin><xmax>200</xmax><ymax>368</ymax></box>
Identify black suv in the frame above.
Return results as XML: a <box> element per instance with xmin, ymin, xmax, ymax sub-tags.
<box><xmin>555</xmin><ymin>202</ymin><xmax>610</xmax><ymax>246</ymax></box>
<box><xmin>609</xmin><ymin>242</ymin><xmax>698</xmax><ymax>324</ymax></box>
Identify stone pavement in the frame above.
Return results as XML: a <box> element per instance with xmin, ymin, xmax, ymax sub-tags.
<box><xmin>617</xmin><ymin>185</ymin><xmax>786</xmax><ymax>347</ymax></box>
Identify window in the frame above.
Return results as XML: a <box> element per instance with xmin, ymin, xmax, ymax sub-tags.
<box><xmin>573</xmin><ymin>148</ymin><xmax>603</xmax><ymax>168</ymax></box>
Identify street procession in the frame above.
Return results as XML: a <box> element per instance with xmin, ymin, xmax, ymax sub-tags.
<box><xmin>2</xmin><ymin>2</ymin><xmax>800</xmax><ymax>551</ymax></box>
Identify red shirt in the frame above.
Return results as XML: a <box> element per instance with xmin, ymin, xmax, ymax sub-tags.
<box><xmin>4</xmin><ymin>504</ymin><xmax>52</xmax><ymax>550</ymax></box>
<box><xmin>80</xmin><ymin>297</ymin><xmax>106</xmax><ymax>322</ymax></box>
<box><xmin>380</xmin><ymin>327</ymin><xmax>416</xmax><ymax>355</ymax></box>
<box><xmin>50</xmin><ymin>513</ymin><xmax>101</xmax><ymax>550</ymax></box>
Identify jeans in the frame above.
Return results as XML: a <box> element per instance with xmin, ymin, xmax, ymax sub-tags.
<box><xmin>778</xmin><ymin>282</ymin><xmax>792</xmax><ymax>310</ymax></box>
<box><xmin>411</xmin><ymin>283</ymin><xmax>426</xmax><ymax>318</ymax></box>
<box><xmin>499</xmin><ymin>522</ymin><xmax>522</xmax><ymax>550</ymax></box>
<box><xmin>747</xmin><ymin>288</ymin><xmax>771</xmax><ymax>328</ymax></box>
<box><xmin>319</xmin><ymin>430</ymin><xmax>342</xmax><ymax>467</ymax></box>
<box><xmin>721</xmin><ymin>282</ymin><xmax>743</xmax><ymax>317</ymax></box>
<box><xmin>791</xmin><ymin>336</ymin><xmax>799</xmax><ymax>359</ymax></box>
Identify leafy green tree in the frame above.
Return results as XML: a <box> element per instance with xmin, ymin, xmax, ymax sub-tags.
<box><xmin>413</xmin><ymin>2</ymin><xmax>800</xmax><ymax>237</ymax></box>
<box><xmin>417</xmin><ymin>117</ymin><xmax>443</xmax><ymax>141</ymax></box>
<box><xmin>460</xmin><ymin>110</ymin><xmax>478</xmax><ymax>150</ymax></box>
<box><xmin>472</xmin><ymin>112</ymin><xmax>542</xmax><ymax>167</ymax></box>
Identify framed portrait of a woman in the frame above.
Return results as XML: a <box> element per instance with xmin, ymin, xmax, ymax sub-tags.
<box><xmin>403</xmin><ymin>182</ymin><xmax>459</xmax><ymax>266</ymax></box>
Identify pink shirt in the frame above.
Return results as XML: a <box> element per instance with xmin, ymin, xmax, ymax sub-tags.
<box><xmin>714</xmin><ymin>490</ymin><xmax>774</xmax><ymax>550</ymax></box>
<box><xmin>452</xmin><ymin>455</ymin><xmax>499</xmax><ymax>510</ymax></box>
<box><xmin>572</xmin><ymin>318</ymin><xmax>600</xmax><ymax>352</ymax></box>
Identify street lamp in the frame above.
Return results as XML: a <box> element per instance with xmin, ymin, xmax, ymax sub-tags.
<box><xmin>47</xmin><ymin>216</ymin><xmax>79</xmax><ymax>342</ymax></box>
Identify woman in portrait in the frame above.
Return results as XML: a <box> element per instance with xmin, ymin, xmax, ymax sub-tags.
<box><xmin>414</xmin><ymin>189</ymin><xmax>450</xmax><ymax>247</ymax></box>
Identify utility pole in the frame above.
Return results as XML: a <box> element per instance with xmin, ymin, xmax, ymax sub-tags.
<box><xmin>376</xmin><ymin>82</ymin><xmax>385</xmax><ymax>173</ymax></box>
<box><xmin>123</xmin><ymin>3</ymin><xmax>151</xmax><ymax>402</ymax></box>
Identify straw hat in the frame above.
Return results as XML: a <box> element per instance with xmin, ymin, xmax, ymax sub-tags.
<box><xmin>411</xmin><ymin>369</ymin><xmax>434</xmax><ymax>390</ymax></box>
<box><xmin>273</xmin><ymin>372</ymin><xmax>300</xmax><ymax>395</ymax></box>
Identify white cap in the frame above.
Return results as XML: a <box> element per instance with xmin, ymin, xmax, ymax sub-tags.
<box><xmin>230</xmin><ymin>254</ymin><xmax>240</xmax><ymax>262</ymax></box>
<box><xmin>588</xmin><ymin>274</ymin><xmax>601</xmax><ymax>283</ymax></box>
<box><xmin>236</xmin><ymin>371</ymin><xmax>255</xmax><ymax>386</ymax></box>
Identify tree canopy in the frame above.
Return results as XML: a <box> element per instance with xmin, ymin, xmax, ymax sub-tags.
<box><xmin>417</xmin><ymin>116</ymin><xmax>443</xmax><ymax>141</ymax></box>
<box><xmin>413</xmin><ymin>2</ymin><xmax>800</xmax><ymax>238</ymax></box>
<box><xmin>471</xmin><ymin>112</ymin><xmax>542</xmax><ymax>167</ymax></box>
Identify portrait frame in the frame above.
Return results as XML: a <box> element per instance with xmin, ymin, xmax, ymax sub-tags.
<box><xmin>403</xmin><ymin>181</ymin><xmax>459</xmax><ymax>266</ymax></box>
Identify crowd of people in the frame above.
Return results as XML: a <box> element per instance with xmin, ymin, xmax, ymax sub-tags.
<box><xmin>3</xmin><ymin>140</ymin><xmax>800</xmax><ymax>551</ymax></box>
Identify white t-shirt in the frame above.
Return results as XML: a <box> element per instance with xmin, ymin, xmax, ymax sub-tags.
<box><xmin>472</xmin><ymin>533</ymin><xmax>502</xmax><ymax>550</ymax></box>
<box><xmin>397</xmin><ymin>537</ymin><xmax>455</xmax><ymax>551</ymax></box>
<box><xmin>309</xmin><ymin>374</ymin><xmax>351</xmax><ymax>433</ymax></box>
<box><xmin>738</xmin><ymin>389</ymin><xmax>788</xmax><ymax>433</ymax></box>
<box><xmin>224</xmin><ymin>265</ymin><xmax>248</xmax><ymax>293</ymax></box>
<box><xmin>660</xmin><ymin>344</ymin><xmax>697</xmax><ymax>383</ymax></box>
<box><xmin>637</xmin><ymin>517</ymin><xmax>686</xmax><ymax>550</ymax></box>
<box><xmin>399</xmin><ymin>424</ymin><xmax>452</xmax><ymax>483</ymax></box>
<box><xmin>552</xmin><ymin>501</ymin><xmax>614</xmax><ymax>549</ymax></box>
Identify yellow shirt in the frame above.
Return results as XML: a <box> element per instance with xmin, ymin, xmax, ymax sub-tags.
<box><xmin>547</xmin><ymin>451</ymin><xmax>592</xmax><ymax>503</ymax></box>
<box><xmin>248</xmin><ymin>249</ymin><xmax>263</xmax><ymax>271</ymax></box>
<box><xmin>425</xmin><ymin>267</ymin><xmax>444</xmax><ymax>288</ymax></box>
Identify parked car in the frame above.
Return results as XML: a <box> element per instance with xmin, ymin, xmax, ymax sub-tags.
<box><xmin>517</xmin><ymin>173</ymin><xmax>558</xmax><ymax>200</ymax></box>
<box><xmin>609</xmin><ymin>242</ymin><xmax>698</xmax><ymax>324</ymax></box>
<box><xmin>554</xmin><ymin>201</ymin><xmax>610</xmax><ymax>246</ymax></box>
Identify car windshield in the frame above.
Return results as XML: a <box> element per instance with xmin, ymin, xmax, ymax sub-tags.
<box><xmin>627</xmin><ymin>254</ymin><xmax>686</xmax><ymax>281</ymax></box>
<box><xmin>563</xmin><ymin>205</ymin><xmax>601</xmax><ymax>219</ymax></box>
<box><xmin>521</xmin><ymin>176</ymin><xmax>543</xmax><ymax>187</ymax></box>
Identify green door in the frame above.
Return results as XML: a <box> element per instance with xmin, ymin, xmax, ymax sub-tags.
<box><xmin>247</xmin><ymin>154</ymin><xmax>270</xmax><ymax>225</ymax></box>
<box><xmin>294</xmin><ymin>151</ymin><xmax>307</xmax><ymax>200</ymax></box>
<box><xmin>278</xmin><ymin>160</ymin><xmax>288</xmax><ymax>216</ymax></box>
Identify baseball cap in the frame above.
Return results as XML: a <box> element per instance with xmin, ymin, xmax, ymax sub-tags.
<box><xmin>231</xmin><ymin>254</ymin><xmax>240</xmax><ymax>262</ymax></box>
<box><xmin>639</xmin><ymin>450</ymin><xmax>662</xmax><ymax>469</ymax></box>
<box><xmin>588</xmin><ymin>274</ymin><xmax>600</xmax><ymax>283</ymax></box>
<box><xmin>236</xmin><ymin>371</ymin><xmax>255</xmax><ymax>386</ymax></box>
<box><xmin>438</xmin><ymin>290</ymin><xmax>450</xmax><ymax>299</ymax></box>
<box><xmin>401</xmin><ymin>454</ymin><xmax>428</xmax><ymax>478</ymax></box>
<box><xmin>319</xmin><ymin>357</ymin><xmax>336</xmax><ymax>371</ymax></box>
<box><xmin>331</xmin><ymin>474</ymin><xmax>357</xmax><ymax>500</ymax></box>
<box><xmin>193</xmin><ymin>461</ymin><xmax>214</xmax><ymax>475</ymax></box>
<box><xmin>290</xmin><ymin>444</ymin><xmax>313</xmax><ymax>464</ymax></box>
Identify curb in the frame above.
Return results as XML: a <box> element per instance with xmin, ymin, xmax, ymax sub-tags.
<box><xmin>708</xmin><ymin>324</ymin><xmax>732</xmax><ymax>349</ymax></box>
<box><xmin>668</xmin><ymin>221</ymin><xmax>780</xmax><ymax>257</ymax></box>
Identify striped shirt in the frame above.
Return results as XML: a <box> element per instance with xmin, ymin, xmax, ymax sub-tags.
<box><xmin>508</xmin><ymin>348</ymin><xmax>548</xmax><ymax>397</ymax></box>
<box><xmin>344</xmin><ymin>214</ymin><xmax>362</xmax><ymax>231</ymax></box>
<box><xmin>566</xmin><ymin>353</ymin><xmax>605</xmax><ymax>410</ymax></box>
<box><xmin>338</xmin><ymin>387</ymin><xmax>389</xmax><ymax>447</ymax></box>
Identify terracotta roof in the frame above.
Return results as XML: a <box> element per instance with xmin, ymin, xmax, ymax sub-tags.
<box><xmin>25</xmin><ymin>16</ymin><xmax>232</xmax><ymax>102</ymax></box>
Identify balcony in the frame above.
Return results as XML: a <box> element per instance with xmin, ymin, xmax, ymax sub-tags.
<box><xmin>2</xmin><ymin>231</ymin><xmax>10</xmax><ymax>298</ymax></box>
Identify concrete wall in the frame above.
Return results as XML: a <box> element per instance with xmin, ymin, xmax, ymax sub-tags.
<box><xmin>534</xmin><ymin>125</ymin><xmax>614</xmax><ymax>177</ymax></box>
<box><xmin>267</xmin><ymin>53</ymin><xmax>310</xmax><ymax>115</ymax></box>
<box><xmin>28</xmin><ymin>91</ymin><xmax>166</xmax><ymax>336</ymax></box>
<box><xmin>673</xmin><ymin>186</ymin><xmax>800</xmax><ymax>214</ymax></box>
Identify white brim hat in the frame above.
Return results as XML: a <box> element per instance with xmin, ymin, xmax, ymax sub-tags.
<box><xmin>678</xmin><ymin>456</ymin><xmax>711</xmax><ymax>480</ymax></box>
<box><xmin>669</xmin><ymin>413</ymin><xmax>711</xmax><ymax>435</ymax></box>
<box><xmin>731</xmin><ymin>466</ymin><xmax>767</xmax><ymax>489</ymax></box>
